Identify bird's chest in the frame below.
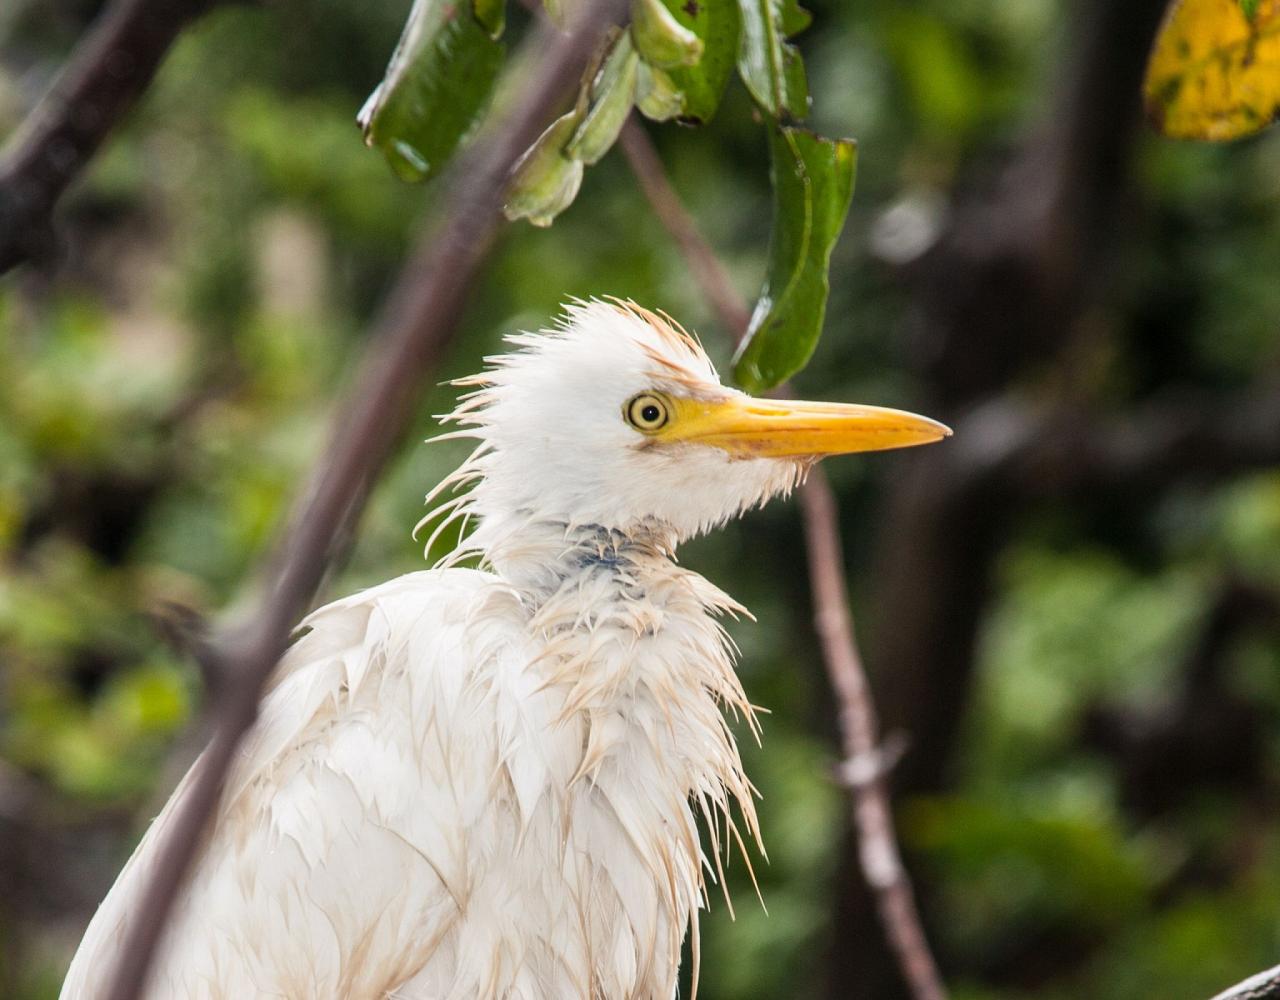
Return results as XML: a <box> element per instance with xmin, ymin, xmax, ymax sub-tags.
<box><xmin>513</xmin><ymin>568</ymin><xmax>731</xmax><ymax>802</ymax></box>
<box><xmin>389</xmin><ymin>576</ymin><xmax>734</xmax><ymax>996</ymax></box>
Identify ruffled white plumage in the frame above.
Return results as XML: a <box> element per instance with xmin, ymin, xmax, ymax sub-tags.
<box><xmin>61</xmin><ymin>300</ymin><xmax>802</xmax><ymax>999</ymax></box>
<box><xmin>64</xmin><ymin>538</ymin><xmax>761</xmax><ymax>998</ymax></box>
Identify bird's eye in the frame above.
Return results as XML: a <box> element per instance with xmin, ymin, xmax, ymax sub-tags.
<box><xmin>624</xmin><ymin>392</ymin><xmax>671</xmax><ymax>433</ymax></box>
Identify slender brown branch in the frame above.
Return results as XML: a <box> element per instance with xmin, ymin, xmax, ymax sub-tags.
<box><xmin>618</xmin><ymin>119</ymin><xmax>752</xmax><ymax>338</ymax></box>
<box><xmin>0</xmin><ymin>0</ymin><xmax>236</xmax><ymax>274</ymax></box>
<box><xmin>799</xmin><ymin>474</ymin><xmax>947</xmax><ymax>1000</ymax></box>
<box><xmin>618</xmin><ymin>118</ymin><xmax>948</xmax><ymax>1000</ymax></box>
<box><xmin>1210</xmin><ymin>965</ymin><xmax>1280</xmax><ymax>1000</ymax></box>
<box><xmin>100</xmin><ymin>5</ymin><xmax>626</xmax><ymax>999</ymax></box>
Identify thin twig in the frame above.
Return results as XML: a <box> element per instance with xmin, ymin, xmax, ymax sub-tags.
<box><xmin>798</xmin><ymin>474</ymin><xmax>947</xmax><ymax>1000</ymax></box>
<box><xmin>100</xmin><ymin>5</ymin><xmax>626</xmax><ymax>999</ymax></box>
<box><xmin>618</xmin><ymin>119</ymin><xmax>752</xmax><ymax>338</ymax></box>
<box><xmin>0</xmin><ymin>0</ymin><xmax>236</xmax><ymax>274</ymax></box>
<box><xmin>618</xmin><ymin>118</ymin><xmax>948</xmax><ymax>1000</ymax></box>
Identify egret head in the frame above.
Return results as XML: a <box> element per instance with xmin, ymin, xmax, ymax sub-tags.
<box><xmin>430</xmin><ymin>299</ymin><xmax>949</xmax><ymax>551</ymax></box>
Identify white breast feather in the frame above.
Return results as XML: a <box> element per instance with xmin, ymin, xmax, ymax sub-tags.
<box><xmin>61</xmin><ymin>545</ymin><xmax>760</xmax><ymax>1000</ymax></box>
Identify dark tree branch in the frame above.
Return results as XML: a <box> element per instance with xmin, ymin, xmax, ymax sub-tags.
<box><xmin>1037</xmin><ymin>387</ymin><xmax>1280</xmax><ymax>495</ymax></box>
<box><xmin>617</xmin><ymin>118</ymin><xmax>948</xmax><ymax>1000</ymax></box>
<box><xmin>871</xmin><ymin>0</ymin><xmax>1172</xmax><ymax>806</ymax></box>
<box><xmin>0</xmin><ymin>0</ymin><xmax>238</xmax><ymax>274</ymax></box>
<box><xmin>100</xmin><ymin>5</ymin><xmax>627</xmax><ymax>999</ymax></box>
<box><xmin>150</xmin><ymin>602</ymin><xmax>222</xmax><ymax>696</ymax></box>
<box><xmin>835</xmin><ymin>1</ymin><xmax>1171</xmax><ymax>995</ymax></box>
<box><xmin>1178</xmin><ymin>580</ymin><xmax>1280</xmax><ymax>693</ymax></box>
<box><xmin>903</xmin><ymin>0</ymin><xmax>1172</xmax><ymax>408</ymax></box>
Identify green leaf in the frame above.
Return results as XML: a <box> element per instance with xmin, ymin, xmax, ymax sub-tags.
<box><xmin>632</xmin><ymin>0</ymin><xmax>705</xmax><ymax>68</ymax></box>
<box><xmin>1241</xmin><ymin>0</ymin><xmax>1261</xmax><ymax>18</ymax></box>
<box><xmin>662</xmin><ymin>0</ymin><xmax>742</xmax><ymax>123</ymax></box>
<box><xmin>732</xmin><ymin>127</ymin><xmax>856</xmax><ymax>392</ymax></box>
<box><xmin>474</xmin><ymin>0</ymin><xmax>506</xmax><ymax>37</ymax></box>
<box><xmin>636</xmin><ymin>62</ymin><xmax>685</xmax><ymax>120</ymax></box>
<box><xmin>566</xmin><ymin>33</ymin><xmax>640</xmax><ymax>165</ymax></box>
<box><xmin>504</xmin><ymin>111</ymin><xmax>585</xmax><ymax>227</ymax></box>
<box><xmin>736</xmin><ymin>0</ymin><xmax>811</xmax><ymax>119</ymax></box>
<box><xmin>358</xmin><ymin>0</ymin><xmax>506</xmax><ymax>182</ymax></box>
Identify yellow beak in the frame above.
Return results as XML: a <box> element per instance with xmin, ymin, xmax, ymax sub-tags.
<box><xmin>661</xmin><ymin>394</ymin><xmax>951</xmax><ymax>458</ymax></box>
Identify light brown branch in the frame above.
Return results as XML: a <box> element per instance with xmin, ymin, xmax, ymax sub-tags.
<box><xmin>100</xmin><ymin>4</ymin><xmax>627</xmax><ymax>998</ymax></box>
<box><xmin>617</xmin><ymin>119</ymin><xmax>752</xmax><ymax>338</ymax></box>
<box><xmin>798</xmin><ymin>474</ymin><xmax>946</xmax><ymax>1000</ymax></box>
<box><xmin>617</xmin><ymin>118</ymin><xmax>948</xmax><ymax>1000</ymax></box>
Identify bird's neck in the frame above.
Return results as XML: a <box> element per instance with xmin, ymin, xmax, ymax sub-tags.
<box><xmin>473</xmin><ymin>515</ymin><xmax>754</xmax><ymax>724</ymax></box>
<box><xmin>470</xmin><ymin>515</ymin><xmax>681</xmax><ymax>596</ymax></box>
<box><xmin>473</xmin><ymin>513</ymin><xmax>763</xmax><ymax>909</ymax></box>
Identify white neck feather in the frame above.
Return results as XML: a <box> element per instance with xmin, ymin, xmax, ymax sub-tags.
<box><xmin>474</xmin><ymin>515</ymin><xmax>765</xmax><ymax>987</ymax></box>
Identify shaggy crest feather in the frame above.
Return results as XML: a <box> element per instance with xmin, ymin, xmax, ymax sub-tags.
<box><xmin>417</xmin><ymin>298</ymin><xmax>806</xmax><ymax>569</ymax></box>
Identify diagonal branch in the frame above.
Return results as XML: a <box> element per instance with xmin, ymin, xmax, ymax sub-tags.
<box><xmin>100</xmin><ymin>5</ymin><xmax>627</xmax><ymax>999</ymax></box>
<box><xmin>616</xmin><ymin>122</ymin><xmax>751</xmax><ymax>339</ymax></box>
<box><xmin>0</xmin><ymin>0</ymin><xmax>238</xmax><ymax>275</ymax></box>
<box><xmin>618</xmin><ymin>116</ymin><xmax>948</xmax><ymax>1000</ymax></box>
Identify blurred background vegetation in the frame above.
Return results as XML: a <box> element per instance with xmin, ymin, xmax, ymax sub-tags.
<box><xmin>2</xmin><ymin>0</ymin><xmax>1280</xmax><ymax>998</ymax></box>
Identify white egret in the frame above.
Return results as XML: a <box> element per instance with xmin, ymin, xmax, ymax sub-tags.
<box><xmin>62</xmin><ymin>299</ymin><xmax>949</xmax><ymax>999</ymax></box>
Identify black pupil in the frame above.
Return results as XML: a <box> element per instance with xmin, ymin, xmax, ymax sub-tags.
<box><xmin>641</xmin><ymin>404</ymin><xmax>660</xmax><ymax>423</ymax></box>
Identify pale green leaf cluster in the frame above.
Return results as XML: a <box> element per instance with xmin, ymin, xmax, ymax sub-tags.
<box><xmin>358</xmin><ymin>0</ymin><xmax>859</xmax><ymax>390</ymax></box>
<box><xmin>360</xmin><ymin>0</ymin><xmax>741</xmax><ymax>222</ymax></box>
<box><xmin>504</xmin><ymin>0</ymin><xmax>733</xmax><ymax>226</ymax></box>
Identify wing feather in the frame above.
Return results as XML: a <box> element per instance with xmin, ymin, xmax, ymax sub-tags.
<box><xmin>60</xmin><ymin>569</ymin><xmax>500</xmax><ymax>1000</ymax></box>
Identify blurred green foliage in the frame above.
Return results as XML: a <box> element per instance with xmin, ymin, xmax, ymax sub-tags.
<box><xmin>2</xmin><ymin>1</ymin><xmax>1280</xmax><ymax>998</ymax></box>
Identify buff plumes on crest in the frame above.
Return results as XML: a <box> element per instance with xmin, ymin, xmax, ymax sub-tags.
<box><xmin>61</xmin><ymin>299</ymin><xmax>949</xmax><ymax>1000</ymax></box>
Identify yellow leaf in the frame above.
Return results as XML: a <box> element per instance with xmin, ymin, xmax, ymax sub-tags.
<box><xmin>1144</xmin><ymin>0</ymin><xmax>1280</xmax><ymax>141</ymax></box>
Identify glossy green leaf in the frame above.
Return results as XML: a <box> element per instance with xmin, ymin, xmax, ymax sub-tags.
<box><xmin>732</xmin><ymin>126</ymin><xmax>856</xmax><ymax>392</ymax></box>
<box><xmin>736</xmin><ymin>0</ymin><xmax>811</xmax><ymax>119</ymax></box>
<box><xmin>566</xmin><ymin>33</ymin><xmax>640</xmax><ymax>165</ymax></box>
<box><xmin>504</xmin><ymin>111</ymin><xmax>585</xmax><ymax>227</ymax></box>
<box><xmin>631</xmin><ymin>0</ymin><xmax>705</xmax><ymax>68</ymax></box>
<box><xmin>358</xmin><ymin>0</ymin><xmax>506</xmax><ymax>182</ymax></box>
<box><xmin>662</xmin><ymin>0</ymin><xmax>742</xmax><ymax>123</ymax></box>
